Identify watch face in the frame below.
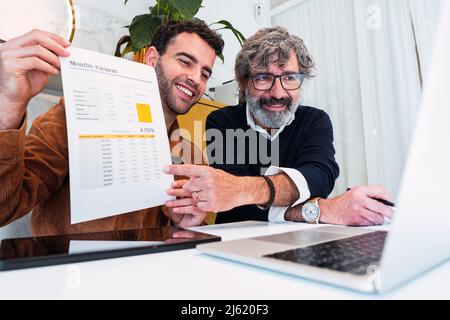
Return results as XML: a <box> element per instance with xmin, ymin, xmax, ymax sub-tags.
<box><xmin>302</xmin><ymin>202</ymin><xmax>320</xmax><ymax>222</ymax></box>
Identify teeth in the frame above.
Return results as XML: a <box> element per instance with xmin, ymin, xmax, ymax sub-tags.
<box><xmin>176</xmin><ymin>85</ymin><xmax>193</xmax><ymax>97</ymax></box>
<box><xmin>267</xmin><ymin>104</ymin><xmax>284</xmax><ymax>108</ymax></box>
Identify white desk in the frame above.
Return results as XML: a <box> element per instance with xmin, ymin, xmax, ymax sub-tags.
<box><xmin>0</xmin><ymin>221</ymin><xmax>449</xmax><ymax>299</ymax></box>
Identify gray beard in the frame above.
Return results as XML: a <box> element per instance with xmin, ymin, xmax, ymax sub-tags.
<box><xmin>246</xmin><ymin>94</ymin><xmax>300</xmax><ymax>129</ymax></box>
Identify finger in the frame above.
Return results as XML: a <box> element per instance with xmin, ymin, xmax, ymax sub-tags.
<box><xmin>197</xmin><ymin>201</ymin><xmax>212</xmax><ymax>212</ymax></box>
<box><xmin>172</xmin><ymin>205</ymin><xmax>202</xmax><ymax>214</ymax></box>
<box><xmin>348</xmin><ymin>215</ymin><xmax>373</xmax><ymax>227</ymax></box>
<box><xmin>2</xmin><ymin>45</ymin><xmax>61</xmax><ymax>69</ymax></box>
<box><xmin>167</xmin><ymin>188</ymin><xmax>192</xmax><ymax>198</ymax></box>
<box><xmin>172</xmin><ymin>207</ymin><xmax>207</xmax><ymax>228</ymax></box>
<box><xmin>12</xmin><ymin>30</ymin><xmax>70</xmax><ymax>47</ymax></box>
<box><xmin>165</xmin><ymin>198</ymin><xmax>195</xmax><ymax>208</ymax></box>
<box><xmin>171</xmin><ymin>179</ymin><xmax>189</xmax><ymax>188</ymax></box>
<box><xmin>44</xmin><ymin>30</ymin><xmax>72</xmax><ymax>47</ymax></box>
<box><xmin>12</xmin><ymin>57</ymin><xmax>58</xmax><ymax>75</ymax></box>
<box><xmin>4</xmin><ymin>30</ymin><xmax>70</xmax><ymax>56</ymax></box>
<box><xmin>190</xmin><ymin>206</ymin><xmax>207</xmax><ymax>216</ymax></box>
<box><xmin>364</xmin><ymin>198</ymin><xmax>394</xmax><ymax>219</ymax></box>
<box><xmin>172</xmin><ymin>230</ymin><xmax>196</xmax><ymax>238</ymax></box>
<box><xmin>163</xmin><ymin>164</ymin><xmax>209</xmax><ymax>178</ymax></box>
<box><xmin>364</xmin><ymin>185</ymin><xmax>393</xmax><ymax>201</ymax></box>
<box><xmin>25</xmin><ymin>29</ymin><xmax>71</xmax><ymax>47</ymax></box>
<box><xmin>183</xmin><ymin>178</ymin><xmax>204</xmax><ymax>192</ymax></box>
<box><xmin>193</xmin><ymin>191</ymin><xmax>207</xmax><ymax>202</ymax></box>
<box><xmin>361</xmin><ymin>208</ymin><xmax>385</xmax><ymax>225</ymax></box>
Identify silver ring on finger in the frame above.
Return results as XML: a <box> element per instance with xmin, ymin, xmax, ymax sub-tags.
<box><xmin>192</xmin><ymin>191</ymin><xmax>201</xmax><ymax>202</ymax></box>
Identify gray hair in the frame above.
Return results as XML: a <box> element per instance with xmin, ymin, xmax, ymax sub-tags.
<box><xmin>235</xmin><ymin>26</ymin><xmax>316</xmax><ymax>101</ymax></box>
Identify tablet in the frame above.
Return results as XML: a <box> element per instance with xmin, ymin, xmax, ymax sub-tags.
<box><xmin>0</xmin><ymin>227</ymin><xmax>220</xmax><ymax>271</ymax></box>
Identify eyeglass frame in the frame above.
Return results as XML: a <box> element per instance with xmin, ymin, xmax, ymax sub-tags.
<box><xmin>249</xmin><ymin>72</ymin><xmax>306</xmax><ymax>91</ymax></box>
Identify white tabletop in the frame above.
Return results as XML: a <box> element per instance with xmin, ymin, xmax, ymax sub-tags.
<box><xmin>0</xmin><ymin>221</ymin><xmax>449</xmax><ymax>299</ymax></box>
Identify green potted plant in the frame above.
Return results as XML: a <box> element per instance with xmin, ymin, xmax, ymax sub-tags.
<box><xmin>115</xmin><ymin>0</ymin><xmax>246</xmax><ymax>62</ymax></box>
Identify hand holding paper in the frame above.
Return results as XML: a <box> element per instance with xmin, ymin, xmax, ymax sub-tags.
<box><xmin>60</xmin><ymin>47</ymin><xmax>174</xmax><ymax>224</ymax></box>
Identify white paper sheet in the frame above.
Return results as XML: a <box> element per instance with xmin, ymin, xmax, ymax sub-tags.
<box><xmin>60</xmin><ymin>47</ymin><xmax>174</xmax><ymax>224</ymax></box>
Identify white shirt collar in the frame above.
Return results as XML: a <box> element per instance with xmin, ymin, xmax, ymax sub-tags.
<box><xmin>246</xmin><ymin>105</ymin><xmax>296</xmax><ymax>141</ymax></box>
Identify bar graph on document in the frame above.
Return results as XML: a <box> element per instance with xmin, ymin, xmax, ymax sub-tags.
<box><xmin>60</xmin><ymin>47</ymin><xmax>174</xmax><ymax>224</ymax></box>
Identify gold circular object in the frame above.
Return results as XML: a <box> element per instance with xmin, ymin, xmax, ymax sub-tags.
<box><xmin>68</xmin><ymin>0</ymin><xmax>76</xmax><ymax>43</ymax></box>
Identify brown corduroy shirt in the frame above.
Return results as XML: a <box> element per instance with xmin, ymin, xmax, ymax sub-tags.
<box><xmin>0</xmin><ymin>98</ymin><xmax>205</xmax><ymax>236</ymax></box>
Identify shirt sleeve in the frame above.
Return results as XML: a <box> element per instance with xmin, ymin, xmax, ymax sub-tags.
<box><xmin>267</xmin><ymin>206</ymin><xmax>289</xmax><ymax>222</ymax></box>
<box><xmin>0</xmin><ymin>101</ymin><xmax>69</xmax><ymax>228</ymax></box>
<box><xmin>0</xmin><ymin>115</ymin><xmax>27</xmax><ymax>227</ymax></box>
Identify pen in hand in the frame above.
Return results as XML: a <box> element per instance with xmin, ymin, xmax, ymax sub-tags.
<box><xmin>346</xmin><ymin>188</ymin><xmax>395</xmax><ymax>207</ymax></box>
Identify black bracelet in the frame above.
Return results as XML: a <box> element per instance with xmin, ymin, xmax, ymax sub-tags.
<box><xmin>259</xmin><ymin>176</ymin><xmax>276</xmax><ymax>210</ymax></box>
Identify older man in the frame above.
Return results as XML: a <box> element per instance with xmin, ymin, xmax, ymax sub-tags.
<box><xmin>165</xmin><ymin>27</ymin><xmax>393</xmax><ymax>226</ymax></box>
<box><xmin>0</xmin><ymin>20</ymin><xmax>224</xmax><ymax>235</ymax></box>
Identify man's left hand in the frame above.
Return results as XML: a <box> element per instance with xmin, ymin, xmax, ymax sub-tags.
<box><xmin>164</xmin><ymin>165</ymin><xmax>249</xmax><ymax>212</ymax></box>
<box><xmin>165</xmin><ymin>179</ymin><xmax>207</xmax><ymax>228</ymax></box>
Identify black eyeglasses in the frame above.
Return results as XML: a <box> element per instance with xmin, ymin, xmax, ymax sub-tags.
<box><xmin>250</xmin><ymin>73</ymin><xmax>306</xmax><ymax>91</ymax></box>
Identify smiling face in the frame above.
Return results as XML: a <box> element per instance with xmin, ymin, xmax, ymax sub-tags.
<box><xmin>246</xmin><ymin>49</ymin><xmax>302</xmax><ymax>129</ymax></box>
<box><xmin>150</xmin><ymin>32</ymin><xmax>216</xmax><ymax>116</ymax></box>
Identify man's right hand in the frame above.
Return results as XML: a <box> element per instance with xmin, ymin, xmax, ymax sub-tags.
<box><xmin>0</xmin><ymin>30</ymin><xmax>70</xmax><ymax>130</ymax></box>
<box><xmin>319</xmin><ymin>185</ymin><xmax>394</xmax><ymax>226</ymax></box>
<box><xmin>285</xmin><ymin>185</ymin><xmax>394</xmax><ymax>226</ymax></box>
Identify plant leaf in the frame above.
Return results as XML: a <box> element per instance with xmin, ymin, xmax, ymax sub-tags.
<box><xmin>151</xmin><ymin>0</ymin><xmax>202</xmax><ymax>20</ymax></box>
<box><xmin>129</xmin><ymin>14</ymin><xmax>163</xmax><ymax>51</ymax></box>
<box><xmin>122</xmin><ymin>42</ymin><xmax>134</xmax><ymax>56</ymax></box>
<box><xmin>170</xmin><ymin>0</ymin><xmax>202</xmax><ymax>19</ymax></box>
<box><xmin>218</xmin><ymin>53</ymin><xmax>224</xmax><ymax>63</ymax></box>
<box><xmin>150</xmin><ymin>1</ymin><xmax>171</xmax><ymax>21</ymax></box>
<box><xmin>114</xmin><ymin>35</ymin><xmax>131</xmax><ymax>57</ymax></box>
<box><xmin>211</xmin><ymin>20</ymin><xmax>246</xmax><ymax>46</ymax></box>
<box><xmin>191</xmin><ymin>17</ymin><xmax>204</xmax><ymax>24</ymax></box>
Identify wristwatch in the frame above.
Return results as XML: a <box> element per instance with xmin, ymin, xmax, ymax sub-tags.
<box><xmin>301</xmin><ymin>198</ymin><xmax>321</xmax><ymax>224</ymax></box>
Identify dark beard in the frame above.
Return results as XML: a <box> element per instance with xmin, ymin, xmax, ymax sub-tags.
<box><xmin>155</xmin><ymin>63</ymin><xmax>199</xmax><ymax>116</ymax></box>
<box><xmin>155</xmin><ymin>63</ymin><xmax>178</xmax><ymax>115</ymax></box>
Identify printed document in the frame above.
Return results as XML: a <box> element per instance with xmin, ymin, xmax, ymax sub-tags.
<box><xmin>60</xmin><ymin>47</ymin><xmax>174</xmax><ymax>224</ymax></box>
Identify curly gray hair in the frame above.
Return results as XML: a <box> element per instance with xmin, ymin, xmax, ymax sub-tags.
<box><xmin>235</xmin><ymin>26</ymin><xmax>316</xmax><ymax>100</ymax></box>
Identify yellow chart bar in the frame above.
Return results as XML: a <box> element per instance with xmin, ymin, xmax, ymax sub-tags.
<box><xmin>79</xmin><ymin>134</ymin><xmax>155</xmax><ymax>139</ymax></box>
<box><xmin>136</xmin><ymin>103</ymin><xmax>153</xmax><ymax>123</ymax></box>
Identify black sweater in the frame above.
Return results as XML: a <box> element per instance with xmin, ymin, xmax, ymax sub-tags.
<box><xmin>206</xmin><ymin>103</ymin><xmax>339</xmax><ymax>223</ymax></box>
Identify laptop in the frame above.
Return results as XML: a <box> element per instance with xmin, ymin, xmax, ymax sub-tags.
<box><xmin>197</xmin><ymin>3</ymin><xmax>450</xmax><ymax>293</ymax></box>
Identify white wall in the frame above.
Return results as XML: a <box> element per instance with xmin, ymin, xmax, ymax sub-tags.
<box><xmin>198</xmin><ymin>0</ymin><xmax>270</xmax><ymax>88</ymax></box>
<box><xmin>74</xmin><ymin>0</ymin><xmax>153</xmax><ymax>22</ymax></box>
<box><xmin>73</xmin><ymin>0</ymin><xmax>270</xmax><ymax>87</ymax></box>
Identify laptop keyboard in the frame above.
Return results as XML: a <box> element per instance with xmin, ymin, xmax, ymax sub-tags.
<box><xmin>264</xmin><ymin>231</ymin><xmax>388</xmax><ymax>275</ymax></box>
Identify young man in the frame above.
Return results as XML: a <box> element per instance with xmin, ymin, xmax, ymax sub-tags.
<box><xmin>0</xmin><ymin>20</ymin><xmax>224</xmax><ymax>235</ymax></box>
<box><xmin>165</xmin><ymin>27</ymin><xmax>394</xmax><ymax>226</ymax></box>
